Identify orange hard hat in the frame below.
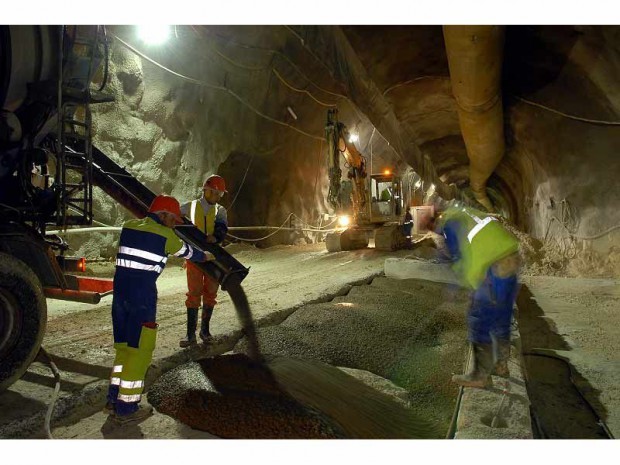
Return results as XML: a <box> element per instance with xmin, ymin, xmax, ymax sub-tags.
<box><xmin>148</xmin><ymin>195</ymin><xmax>183</xmax><ymax>223</ymax></box>
<box><xmin>203</xmin><ymin>175</ymin><xmax>227</xmax><ymax>193</ymax></box>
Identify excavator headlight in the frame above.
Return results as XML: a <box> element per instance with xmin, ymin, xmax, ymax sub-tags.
<box><xmin>338</xmin><ymin>215</ymin><xmax>351</xmax><ymax>227</ymax></box>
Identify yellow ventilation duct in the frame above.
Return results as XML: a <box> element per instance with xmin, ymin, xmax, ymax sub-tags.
<box><xmin>443</xmin><ymin>26</ymin><xmax>505</xmax><ymax>211</ymax></box>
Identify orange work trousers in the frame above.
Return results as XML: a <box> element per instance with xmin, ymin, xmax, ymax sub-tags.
<box><xmin>185</xmin><ymin>260</ymin><xmax>219</xmax><ymax>309</ymax></box>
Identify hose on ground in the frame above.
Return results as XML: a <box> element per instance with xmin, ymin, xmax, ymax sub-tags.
<box><xmin>38</xmin><ymin>347</ymin><xmax>61</xmax><ymax>439</ymax></box>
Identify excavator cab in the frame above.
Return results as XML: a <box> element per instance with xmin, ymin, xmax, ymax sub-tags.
<box><xmin>369</xmin><ymin>173</ymin><xmax>402</xmax><ymax>222</ymax></box>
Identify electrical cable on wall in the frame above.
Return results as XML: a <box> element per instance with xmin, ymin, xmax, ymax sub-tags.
<box><xmin>382</xmin><ymin>76</ymin><xmax>451</xmax><ymax>97</ymax></box>
<box><xmin>227</xmin><ymin>152</ymin><xmax>255</xmax><ymax>210</ymax></box>
<box><xmin>200</xmin><ymin>27</ymin><xmax>348</xmax><ymax>100</ymax></box>
<box><xmin>210</xmin><ymin>44</ymin><xmax>267</xmax><ymax>71</ymax></box>
<box><xmin>197</xmin><ymin>27</ymin><xmax>402</xmax><ymax>165</ymax></box>
<box><xmin>514</xmin><ymin>96</ymin><xmax>620</xmax><ymax>125</ymax></box>
<box><xmin>272</xmin><ymin>69</ymin><xmax>337</xmax><ymax>107</ymax></box>
<box><xmin>111</xmin><ymin>33</ymin><xmax>324</xmax><ymax>142</ymax></box>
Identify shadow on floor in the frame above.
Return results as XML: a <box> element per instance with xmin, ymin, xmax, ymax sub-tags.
<box><xmin>517</xmin><ymin>285</ymin><xmax>611</xmax><ymax>439</ymax></box>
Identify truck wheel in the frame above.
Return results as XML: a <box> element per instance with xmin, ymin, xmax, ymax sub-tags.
<box><xmin>0</xmin><ymin>252</ymin><xmax>47</xmax><ymax>391</ymax></box>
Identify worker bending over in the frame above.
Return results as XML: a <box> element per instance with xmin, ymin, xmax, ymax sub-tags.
<box><xmin>434</xmin><ymin>202</ymin><xmax>521</xmax><ymax>388</ymax></box>
<box><xmin>179</xmin><ymin>174</ymin><xmax>229</xmax><ymax>347</ymax></box>
<box><xmin>106</xmin><ymin>195</ymin><xmax>210</xmax><ymax>424</ymax></box>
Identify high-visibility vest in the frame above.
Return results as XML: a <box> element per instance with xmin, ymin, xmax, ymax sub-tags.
<box><xmin>439</xmin><ymin>206</ymin><xmax>519</xmax><ymax>289</ymax></box>
<box><xmin>189</xmin><ymin>200</ymin><xmax>221</xmax><ymax>236</ymax></box>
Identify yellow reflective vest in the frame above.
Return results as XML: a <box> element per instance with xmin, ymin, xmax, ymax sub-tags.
<box><xmin>184</xmin><ymin>199</ymin><xmax>221</xmax><ymax>235</ymax></box>
<box><xmin>438</xmin><ymin>206</ymin><xmax>519</xmax><ymax>289</ymax></box>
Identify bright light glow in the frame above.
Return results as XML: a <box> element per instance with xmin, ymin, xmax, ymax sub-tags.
<box><xmin>414</xmin><ymin>181</ymin><xmax>422</xmax><ymax>188</ymax></box>
<box><xmin>338</xmin><ymin>215</ymin><xmax>351</xmax><ymax>227</ymax></box>
<box><xmin>348</xmin><ymin>133</ymin><xmax>359</xmax><ymax>143</ymax></box>
<box><xmin>383</xmin><ymin>169</ymin><xmax>391</xmax><ymax>175</ymax></box>
<box><xmin>137</xmin><ymin>25</ymin><xmax>171</xmax><ymax>45</ymax></box>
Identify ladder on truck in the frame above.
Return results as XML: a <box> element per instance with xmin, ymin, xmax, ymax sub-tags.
<box><xmin>55</xmin><ymin>25</ymin><xmax>113</xmax><ymax>227</ymax></box>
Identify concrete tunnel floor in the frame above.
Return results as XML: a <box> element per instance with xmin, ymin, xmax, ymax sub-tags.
<box><xmin>0</xmin><ymin>242</ymin><xmax>619</xmax><ymax>439</ymax></box>
<box><xmin>144</xmin><ymin>276</ymin><xmax>469</xmax><ymax>439</ymax></box>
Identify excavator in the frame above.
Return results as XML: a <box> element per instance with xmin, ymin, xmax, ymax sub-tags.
<box><xmin>324</xmin><ymin>109</ymin><xmax>409</xmax><ymax>252</ymax></box>
<box><xmin>0</xmin><ymin>26</ymin><xmax>249</xmax><ymax>391</ymax></box>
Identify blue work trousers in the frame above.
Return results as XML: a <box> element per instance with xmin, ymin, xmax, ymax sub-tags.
<box><xmin>108</xmin><ymin>270</ymin><xmax>158</xmax><ymax>414</ymax></box>
<box><xmin>467</xmin><ymin>268</ymin><xmax>519</xmax><ymax>344</ymax></box>
<box><xmin>111</xmin><ymin>270</ymin><xmax>158</xmax><ymax>348</ymax></box>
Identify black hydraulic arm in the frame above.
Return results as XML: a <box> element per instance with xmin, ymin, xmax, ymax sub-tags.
<box><xmin>91</xmin><ymin>145</ymin><xmax>249</xmax><ymax>289</ymax></box>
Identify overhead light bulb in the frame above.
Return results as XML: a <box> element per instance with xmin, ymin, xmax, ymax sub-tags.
<box><xmin>383</xmin><ymin>169</ymin><xmax>391</xmax><ymax>175</ymax></box>
<box><xmin>137</xmin><ymin>25</ymin><xmax>171</xmax><ymax>45</ymax></box>
<box><xmin>348</xmin><ymin>133</ymin><xmax>359</xmax><ymax>143</ymax></box>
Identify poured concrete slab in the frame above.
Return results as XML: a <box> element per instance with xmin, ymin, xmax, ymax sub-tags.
<box><xmin>384</xmin><ymin>258</ymin><xmax>461</xmax><ymax>286</ymax></box>
<box><xmin>454</xmin><ymin>324</ymin><xmax>533</xmax><ymax>439</ymax></box>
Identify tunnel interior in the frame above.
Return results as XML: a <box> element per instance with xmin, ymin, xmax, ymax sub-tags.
<box><xmin>1</xmin><ymin>22</ymin><xmax>620</xmax><ymax>442</ymax></box>
<box><xmin>51</xmin><ymin>24</ymin><xmax>618</xmax><ymax>277</ymax></box>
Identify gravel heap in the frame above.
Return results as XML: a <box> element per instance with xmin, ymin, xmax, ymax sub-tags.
<box><xmin>234</xmin><ymin>276</ymin><xmax>469</xmax><ymax>430</ymax></box>
<box><xmin>499</xmin><ymin>218</ymin><xmax>620</xmax><ymax>278</ymax></box>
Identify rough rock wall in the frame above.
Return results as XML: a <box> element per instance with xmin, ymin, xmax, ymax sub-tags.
<box><xmin>500</xmin><ymin>26</ymin><xmax>620</xmax><ymax>276</ymax></box>
<box><xmin>71</xmin><ymin>26</ymin><xmax>395</xmax><ymax>257</ymax></box>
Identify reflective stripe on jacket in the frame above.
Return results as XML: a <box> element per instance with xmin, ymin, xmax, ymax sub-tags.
<box><xmin>181</xmin><ymin>198</ymin><xmax>228</xmax><ymax>242</ymax></box>
<box><xmin>115</xmin><ymin>214</ymin><xmax>205</xmax><ymax>277</ymax></box>
<box><xmin>438</xmin><ymin>206</ymin><xmax>519</xmax><ymax>289</ymax></box>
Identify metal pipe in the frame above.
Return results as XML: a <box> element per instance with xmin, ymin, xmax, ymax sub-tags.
<box><xmin>443</xmin><ymin>26</ymin><xmax>505</xmax><ymax>211</ymax></box>
<box><xmin>46</xmin><ymin>227</ymin><xmax>122</xmax><ymax>235</ymax></box>
<box><xmin>43</xmin><ymin>287</ymin><xmax>103</xmax><ymax>304</ymax></box>
<box><xmin>47</xmin><ymin>226</ymin><xmax>338</xmax><ymax>235</ymax></box>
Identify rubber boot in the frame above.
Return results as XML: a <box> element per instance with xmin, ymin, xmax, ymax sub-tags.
<box><xmin>179</xmin><ymin>308</ymin><xmax>199</xmax><ymax>348</ymax></box>
<box><xmin>112</xmin><ymin>404</ymin><xmax>154</xmax><ymax>425</ymax></box>
<box><xmin>452</xmin><ymin>343</ymin><xmax>493</xmax><ymax>388</ymax></box>
<box><xmin>492</xmin><ymin>337</ymin><xmax>511</xmax><ymax>378</ymax></box>
<box><xmin>199</xmin><ymin>306</ymin><xmax>214</xmax><ymax>342</ymax></box>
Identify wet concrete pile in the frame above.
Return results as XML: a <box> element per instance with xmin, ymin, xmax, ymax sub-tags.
<box><xmin>234</xmin><ymin>277</ymin><xmax>469</xmax><ymax>431</ymax></box>
<box><xmin>147</xmin><ymin>354</ymin><xmax>345</xmax><ymax>438</ymax></box>
<box><xmin>147</xmin><ymin>353</ymin><xmax>440</xmax><ymax>439</ymax></box>
<box><xmin>147</xmin><ymin>276</ymin><xmax>466</xmax><ymax>438</ymax></box>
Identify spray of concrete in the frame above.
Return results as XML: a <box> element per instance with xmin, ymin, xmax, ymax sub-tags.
<box><xmin>225</xmin><ymin>277</ymin><xmax>262</xmax><ymax>363</ymax></box>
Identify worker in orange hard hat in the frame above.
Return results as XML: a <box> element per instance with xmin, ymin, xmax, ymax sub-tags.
<box><xmin>179</xmin><ymin>175</ymin><xmax>229</xmax><ymax>347</ymax></box>
<box><xmin>105</xmin><ymin>195</ymin><xmax>212</xmax><ymax>424</ymax></box>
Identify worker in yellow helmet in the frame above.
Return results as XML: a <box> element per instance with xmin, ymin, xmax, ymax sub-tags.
<box><xmin>179</xmin><ymin>175</ymin><xmax>229</xmax><ymax>347</ymax></box>
<box><xmin>434</xmin><ymin>202</ymin><xmax>521</xmax><ymax>388</ymax></box>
